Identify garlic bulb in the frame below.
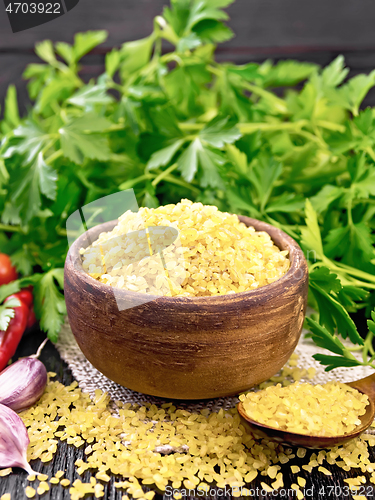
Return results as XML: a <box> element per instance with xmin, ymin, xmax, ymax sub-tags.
<box><xmin>0</xmin><ymin>403</ymin><xmax>35</xmax><ymax>474</ymax></box>
<box><xmin>0</xmin><ymin>357</ymin><xmax>47</xmax><ymax>412</ymax></box>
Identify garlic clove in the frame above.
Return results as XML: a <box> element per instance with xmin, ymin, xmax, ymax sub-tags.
<box><xmin>0</xmin><ymin>403</ymin><xmax>35</xmax><ymax>474</ymax></box>
<box><xmin>0</xmin><ymin>358</ymin><xmax>47</xmax><ymax>412</ymax></box>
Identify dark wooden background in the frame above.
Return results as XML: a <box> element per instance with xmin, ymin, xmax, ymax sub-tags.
<box><xmin>2</xmin><ymin>0</ymin><xmax>375</xmax><ymax>111</ymax></box>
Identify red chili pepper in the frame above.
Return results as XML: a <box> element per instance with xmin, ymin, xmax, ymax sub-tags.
<box><xmin>6</xmin><ymin>289</ymin><xmax>34</xmax><ymax>309</ymax></box>
<box><xmin>26</xmin><ymin>307</ymin><xmax>37</xmax><ymax>329</ymax></box>
<box><xmin>0</xmin><ymin>301</ymin><xmax>29</xmax><ymax>372</ymax></box>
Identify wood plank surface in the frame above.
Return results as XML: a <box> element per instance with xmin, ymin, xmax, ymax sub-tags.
<box><xmin>1</xmin><ymin>328</ymin><xmax>375</xmax><ymax>499</ymax></box>
<box><xmin>2</xmin><ymin>0</ymin><xmax>375</xmax><ymax>109</ymax></box>
<box><xmin>1</xmin><ymin>0</ymin><xmax>375</xmax><ymax>51</ymax></box>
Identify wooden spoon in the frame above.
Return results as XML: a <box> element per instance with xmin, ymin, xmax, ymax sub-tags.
<box><xmin>237</xmin><ymin>373</ymin><xmax>375</xmax><ymax>449</ymax></box>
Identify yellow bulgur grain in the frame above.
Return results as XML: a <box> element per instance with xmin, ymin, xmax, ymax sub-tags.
<box><xmin>291</xmin><ymin>465</ymin><xmax>300</xmax><ymax>474</ymax></box>
<box><xmin>0</xmin><ymin>469</ymin><xmax>12</xmax><ymax>477</ymax></box>
<box><xmin>81</xmin><ymin>200</ymin><xmax>289</xmax><ymax>297</ymax></box>
<box><xmin>25</xmin><ymin>486</ymin><xmax>36</xmax><ymax>498</ymax></box>
<box><xmin>318</xmin><ymin>466</ymin><xmax>332</xmax><ymax>476</ymax></box>
<box><xmin>260</xmin><ymin>482</ymin><xmax>273</xmax><ymax>492</ymax></box>
<box><xmin>50</xmin><ymin>478</ymin><xmax>59</xmax><ymax>484</ymax></box>
<box><xmin>297</xmin><ymin>477</ymin><xmax>306</xmax><ymax>487</ymax></box>
<box><xmin>27</xmin><ymin>474</ymin><xmax>36</xmax><ymax>482</ymax></box>
<box><xmin>55</xmin><ymin>471</ymin><xmax>65</xmax><ymax>478</ymax></box>
<box><xmin>271</xmin><ymin>472</ymin><xmax>284</xmax><ymax>489</ymax></box>
<box><xmin>17</xmin><ymin>351</ymin><xmax>375</xmax><ymax>500</ymax></box>
<box><xmin>1</xmin><ymin>495</ymin><xmax>11</xmax><ymax>500</ymax></box>
<box><xmin>60</xmin><ymin>479</ymin><xmax>71</xmax><ymax>487</ymax></box>
<box><xmin>302</xmin><ymin>465</ymin><xmax>313</xmax><ymax>473</ymax></box>
<box><xmin>37</xmin><ymin>473</ymin><xmax>48</xmax><ymax>481</ymax></box>
<box><xmin>96</xmin><ymin>471</ymin><xmax>111</xmax><ymax>482</ymax></box>
<box><xmin>239</xmin><ymin>381</ymin><xmax>368</xmax><ymax>437</ymax></box>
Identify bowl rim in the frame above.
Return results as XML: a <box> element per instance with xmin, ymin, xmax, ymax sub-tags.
<box><xmin>65</xmin><ymin>214</ymin><xmax>308</xmax><ymax>305</ymax></box>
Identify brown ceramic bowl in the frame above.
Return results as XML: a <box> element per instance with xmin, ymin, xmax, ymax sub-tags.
<box><xmin>64</xmin><ymin>215</ymin><xmax>308</xmax><ymax>400</ymax></box>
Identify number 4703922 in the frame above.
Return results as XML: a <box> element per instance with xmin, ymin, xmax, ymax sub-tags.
<box><xmin>5</xmin><ymin>2</ymin><xmax>61</xmax><ymax>14</ymax></box>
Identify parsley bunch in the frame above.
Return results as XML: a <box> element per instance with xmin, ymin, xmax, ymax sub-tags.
<box><xmin>0</xmin><ymin>0</ymin><xmax>374</xmax><ymax>371</ymax></box>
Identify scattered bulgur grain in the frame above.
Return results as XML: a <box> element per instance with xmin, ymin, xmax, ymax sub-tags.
<box><xmin>0</xmin><ymin>495</ymin><xmax>10</xmax><ymax>500</ymax></box>
<box><xmin>318</xmin><ymin>466</ymin><xmax>332</xmax><ymax>476</ymax></box>
<box><xmin>37</xmin><ymin>473</ymin><xmax>48</xmax><ymax>481</ymax></box>
<box><xmin>96</xmin><ymin>471</ymin><xmax>110</xmax><ymax>482</ymax></box>
<box><xmin>266</xmin><ymin>465</ymin><xmax>279</xmax><ymax>479</ymax></box>
<box><xmin>260</xmin><ymin>482</ymin><xmax>273</xmax><ymax>492</ymax></box>
<box><xmin>297</xmin><ymin>477</ymin><xmax>306</xmax><ymax>487</ymax></box>
<box><xmin>25</xmin><ymin>486</ymin><xmax>35</xmax><ymax>498</ymax></box>
<box><xmin>0</xmin><ymin>469</ymin><xmax>12</xmax><ymax>477</ymax></box>
<box><xmin>17</xmin><ymin>350</ymin><xmax>375</xmax><ymax>500</ymax></box>
<box><xmin>38</xmin><ymin>481</ymin><xmax>50</xmax><ymax>494</ymax></box>
<box><xmin>55</xmin><ymin>471</ymin><xmax>65</xmax><ymax>478</ymax></box>
<box><xmin>27</xmin><ymin>474</ymin><xmax>36</xmax><ymax>482</ymax></box>
<box><xmin>50</xmin><ymin>478</ymin><xmax>59</xmax><ymax>484</ymax></box>
<box><xmin>291</xmin><ymin>465</ymin><xmax>300</xmax><ymax>474</ymax></box>
<box><xmin>94</xmin><ymin>483</ymin><xmax>105</xmax><ymax>498</ymax></box>
<box><xmin>60</xmin><ymin>479</ymin><xmax>71</xmax><ymax>487</ymax></box>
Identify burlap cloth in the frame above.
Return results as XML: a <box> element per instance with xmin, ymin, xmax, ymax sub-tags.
<box><xmin>55</xmin><ymin>317</ymin><xmax>375</xmax><ymax>428</ymax></box>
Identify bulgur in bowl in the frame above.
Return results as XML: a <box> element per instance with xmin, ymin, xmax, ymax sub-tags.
<box><xmin>64</xmin><ymin>201</ymin><xmax>308</xmax><ymax>399</ymax></box>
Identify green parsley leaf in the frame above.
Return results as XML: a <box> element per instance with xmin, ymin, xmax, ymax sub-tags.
<box><xmin>147</xmin><ymin>139</ymin><xmax>186</xmax><ymax>170</ymax></box>
<box><xmin>3</xmin><ymin>85</ymin><xmax>20</xmax><ymax>130</ymax></box>
<box><xmin>68</xmin><ymin>84</ymin><xmax>113</xmax><ymax>109</ymax></box>
<box><xmin>119</xmin><ymin>36</ymin><xmax>154</xmax><ymax>76</ymax></box>
<box><xmin>259</xmin><ymin>60</ymin><xmax>317</xmax><ymax>88</ymax></box>
<box><xmin>321</xmin><ymin>55</ymin><xmax>349</xmax><ymax>88</ymax></box>
<box><xmin>309</xmin><ymin>272</ymin><xmax>363</xmax><ymax>345</ymax></box>
<box><xmin>199</xmin><ymin>116</ymin><xmax>241</xmax><ymax>147</ymax></box>
<box><xmin>73</xmin><ymin>31</ymin><xmax>108</xmax><ymax>62</ymax></box>
<box><xmin>300</xmin><ymin>199</ymin><xmax>324</xmax><ymax>259</ymax></box>
<box><xmin>312</xmin><ymin>354</ymin><xmax>361</xmax><ymax>372</ymax></box>
<box><xmin>178</xmin><ymin>138</ymin><xmax>200</xmax><ymax>182</ymax></box>
<box><xmin>4</xmin><ymin>121</ymin><xmax>50</xmax><ymax>164</ymax></box>
<box><xmin>0</xmin><ymin>298</ymin><xmax>20</xmax><ymax>331</ymax></box>
<box><xmin>59</xmin><ymin>113</ymin><xmax>112</xmax><ymax>164</ymax></box>
<box><xmin>305</xmin><ymin>317</ymin><xmax>349</xmax><ymax>356</ymax></box>
<box><xmin>309</xmin><ymin>267</ymin><xmax>341</xmax><ymax>294</ymax></box>
<box><xmin>34</xmin><ymin>268</ymin><xmax>66</xmax><ymax>342</ymax></box>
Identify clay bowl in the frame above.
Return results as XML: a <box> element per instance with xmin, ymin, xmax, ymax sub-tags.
<box><xmin>64</xmin><ymin>215</ymin><xmax>308</xmax><ymax>400</ymax></box>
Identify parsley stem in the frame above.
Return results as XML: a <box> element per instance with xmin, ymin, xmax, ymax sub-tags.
<box><xmin>119</xmin><ymin>174</ymin><xmax>154</xmax><ymax>191</ymax></box>
<box><xmin>0</xmin><ymin>224</ymin><xmax>21</xmax><ymax>233</ymax></box>
<box><xmin>316</xmin><ymin>120</ymin><xmax>346</xmax><ymax>133</ymax></box>
<box><xmin>152</xmin><ymin>163</ymin><xmax>178</xmax><ymax>187</ymax></box>
<box><xmin>292</xmin><ymin>129</ymin><xmax>327</xmax><ymax>148</ymax></box>
<box><xmin>46</xmin><ymin>150</ymin><xmax>63</xmax><ymax>165</ymax></box>
<box><xmin>56</xmin><ymin>228</ymin><xmax>67</xmax><ymax>236</ymax></box>
<box><xmin>333</xmin><ymin>261</ymin><xmax>375</xmax><ymax>285</ymax></box>
<box><xmin>235</xmin><ymin>81</ymin><xmax>288</xmax><ymax>115</ymax></box>
<box><xmin>366</xmin><ymin>147</ymin><xmax>375</xmax><ymax>162</ymax></box>
<box><xmin>178</xmin><ymin>123</ymin><xmax>204</xmax><ymax>131</ymax></box>
<box><xmin>238</xmin><ymin>121</ymin><xmax>308</xmax><ymax>134</ymax></box>
<box><xmin>163</xmin><ymin>174</ymin><xmax>200</xmax><ymax>194</ymax></box>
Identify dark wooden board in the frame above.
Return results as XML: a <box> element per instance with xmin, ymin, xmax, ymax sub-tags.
<box><xmin>3</xmin><ymin>0</ymin><xmax>375</xmax><ymax>110</ymax></box>
<box><xmin>2</xmin><ymin>0</ymin><xmax>375</xmax><ymax>51</ymax></box>
<box><xmin>1</xmin><ymin>328</ymin><xmax>375</xmax><ymax>499</ymax></box>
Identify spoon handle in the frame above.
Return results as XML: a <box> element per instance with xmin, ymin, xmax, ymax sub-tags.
<box><xmin>347</xmin><ymin>372</ymin><xmax>375</xmax><ymax>401</ymax></box>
